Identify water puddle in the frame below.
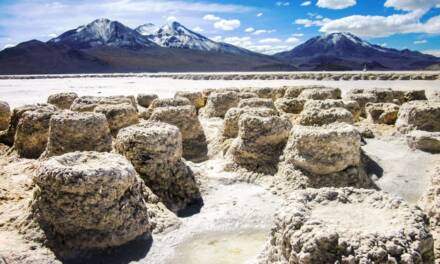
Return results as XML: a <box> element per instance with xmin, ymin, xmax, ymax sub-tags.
<box><xmin>171</xmin><ymin>230</ymin><xmax>268</xmax><ymax>264</ymax></box>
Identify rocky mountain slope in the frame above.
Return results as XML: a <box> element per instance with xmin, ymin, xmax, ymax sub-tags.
<box><xmin>274</xmin><ymin>32</ymin><xmax>440</xmax><ymax>70</ymax></box>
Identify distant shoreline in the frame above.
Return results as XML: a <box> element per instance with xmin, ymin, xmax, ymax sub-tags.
<box><xmin>1</xmin><ymin>71</ymin><xmax>439</xmax><ymax>80</ymax></box>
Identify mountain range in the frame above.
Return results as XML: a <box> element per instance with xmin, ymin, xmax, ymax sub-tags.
<box><xmin>0</xmin><ymin>18</ymin><xmax>439</xmax><ymax>74</ymax></box>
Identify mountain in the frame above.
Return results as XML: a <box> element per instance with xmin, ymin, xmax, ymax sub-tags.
<box><xmin>274</xmin><ymin>32</ymin><xmax>440</xmax><ymax>70</ymax></box>
<box><xmin>0</xmin><ymin>19</ymin><xmax>295</xmax><ymax>74</ymax></box>
<box><xmin>49</xmin><ymin>18</ymin><xmax>157</xmax><ymax>50</ymax></box>
<box><xmin>0</xmin><ymin>40</ymin><xmax>109</xmax><ymax>75</ymax></box>
<box><xmin>140</xmin><ymin>21</ymin><xmax>254</xmax><ymax>55</ymax></box>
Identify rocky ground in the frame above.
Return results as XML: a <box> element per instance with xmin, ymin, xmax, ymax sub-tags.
<box><xmin>0</xmin><ymin>79</ymin><xmax>439</xmax><ymax>263</ymax></box>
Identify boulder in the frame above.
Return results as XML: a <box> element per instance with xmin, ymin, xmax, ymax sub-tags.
<box><xmin>137</xmin><ymin>94</ymin><xmax>158</xmax><ymax>108</ymax></box>
<box><xmin>406</xmin><ymin>130</ymin><xmax>440</xmax><ymax>153</ymax></box>
<box><xmin>201</xmin><ymin>91</ymin><xmax>239</xmax><ymax>118</ymax></box>
<box><xmin>303</xmin><ymin>99</ymin><xmax>361</xmax><ymax>121</ymax></box>
<box><xmin>242</xmin><ymin>87</ymin><xmax>285</xmax><ymax>100</ymax></box>
<box><xmin>238</xmin><ymin>98</ymin><xmax>275</xmax><ymax>110</ymax></box>
<box><xmin>14</xmin><ymin>107</ymin><xmax>58</xmax><ymax>159</ymax></box>
<box><xmin>404</xmin><ymin>90</ymin><xmax>427</xmax><ymax>102</ymax></box>
<box><xmin>94</xmin><ymin>103</ymin><xmax>139</xmax><ymax>136</ymax></box>
<box><xmin>32</xmin><ymin>151</ymin><xmax>151</xmax><ymax>252</ymax></box>
<box><xmin>274</xmin><ymin>98</ymin><xmax>305</xmax><ymax>114</ymax></box>
<box><xmin>0</xmin><ymin>100</ymin><xmax>11</xmax><ymax>131</ymax></box>
<box><xmin>70</xmin><ymin>95</ymin><xmax>137</xmax><ymax>112</ymax></box>
<box><xmin>344</xmin><ymin>92</ymin><xmax>377</xmax><ymax>116</ymax></box>
<box><xmin>149</xmin><ymin>105</ymin><xmax>207</xmax><ymax>161</ymax></box>
<box><xmin>299</xmin><ymin>107</ymin><xmax>354</xmax><ymax>126</ymax></box>
<box><xmin>0</xmin><ymin>104</ymin><xmax>56</xmax><ymax>146</ymax></box>
<box><xmin>396</xmin><ymin>101</ymin><xmax>440</xmax><ymax>132</ymax></box>
<box><xmin>227</xmin><ymin>114</ymin><xmax>291</xmax><ymax>173</ymax></box>
<box><xmin>283</xmin><ymin>124</ymin><xmax>361</xmax><ymax>175</ymax></box>
<box><xmin>366</xmin><ymin>88</ymin><xmax>394</xmax><ymax>103</ymax></box>
<box><xmin>298</xmin><ymin>87</ymin><xmax>341</xmax><ymax>100</ymax></box>
<box><xmin>175</xmin><ymin>91</ymin><xmax>206</xmax><ymax>110</ymax></box>
<box><xmin>44</xmin><ymin>111</ymin><xmax>112</xmax><ymax>157</ymax></box>
<box><xmin>47</xmin><ymin>92</ymin><xmax>78</xmax><ymax>109</ymax></box>
<box><xmin>115</xmin><ymin>122</ymin><xmax>200</xmax><ymax>212</ymax></box>
<box><xmin>222</xmin><ymin>107</ymin><xmax>278</xmax><ymax>139</ymax></box>
<box><xmin>365</xmin><ymin>102</ymin><xmax>400</xmax><ymax>125</ymax></box>
<box><xmin>150</xmin><ymin>97</ymin><xmax>191</xmax><ymax>109</ymax></box>
<box><xmin>261</xmin><ymin>188</ymin><xmax>434</xmax><ymax>263</ymax></box>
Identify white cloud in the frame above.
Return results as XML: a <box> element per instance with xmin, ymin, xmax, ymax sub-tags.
<box><xmin>301</xmin><ymin>1</ymin><xmax>312</xmax><ymax>6</ymax></box>
<box><xmin>245</xmin><ymin>27</ymin><xmax>255</xmax><ymax>33</ymax></box>
<box><xmin>211</xmin><ymin>35</ymin><xmax>223</xmax><ymax>42</ymax></box>
<box><xmin>203</xmin><ymin>14</ymin><xmax>221</xmax><ymax>21</ymax></box>
<box><xmin>295</xmin><ymin>18</ymin><xmax>331</xmax><ymax>27</ymax></box>
<box><xmin>384</xmin><ymin>0</ymin><xmax>440</xmax><ymax>11</ymax></box>
<box><xmin>285</xmin><ymin>37</ymin><xmax>301</xmax><ymax>44</ymax></box>
<box><xmin>252</xmin><ymin>29</ymin><xmax>276</xmax><ymax>35</ymax></box>
<box><xmin>166</xmin><ymin>16</ymin><xmax>177</xmax><ymax>22</ymax></box>
<box><xmin>259</xmin><ymin>38</ymin><xmax>282</xmax><ymax>43</ymax></box>
<box><xmin>214</xmin><ymin>19</ymin><xmax>241</xmax><ymax>30</ymax></box>
<box><xmin>292</xmin><ymin>33</ymin><xmax>304</xmax><ymax>37</ymax></box>
<box><xmin>3</xmin><ymin>44</ymin><xmax>16</xmax><ymax>49</ymax></box>
<box><xmin>414</xmin><ymin>39</ymin><xmax>427</xmax><ymax>44</ymax></box>
<box><xmin>423</xmin><ymin>49</ymin><xmax>440</xmax><ymax>57</ymax></box>
<box><xmin>317</xmin><ymin>0</ymin><xmax>357</xmax><ymax>9</ymax></box>
<box><xmin>257</xmin><ymin>12</ymin><xmax>263</xmax><ymax>17</ymax></box>
<box><xmin>276</xmin><ymin>1</ymin><xmax>290</xmax><ymax>6</ymax></box>
<box><xmin>192</xmin><ymin>26</ymin><xmax>204</xmax><ymax>33</ymax></box>
<box><xmin>48</xmin><ymin>33</ymin><xmax>57</xmax><ymax>38</ymax></box>
<box><xmin>319</xmin><ymin>11</ymin><xmax>440</xmax><ymax>37</ymax></box>
<box><xmin>223</xmin><ymin>36</ymin><xmax>252</xmax><ymax>47</ymax></box>
<box><xmin>381</xmin><ymin>43</ymin><xmax>387</xmax><ymax>47</ymax></box>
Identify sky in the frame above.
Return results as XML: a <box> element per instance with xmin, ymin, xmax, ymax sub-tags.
<box><xmin>0</xmin><ymin>0</ymin><xmax>439</xmax><ymax>56</ymax></box>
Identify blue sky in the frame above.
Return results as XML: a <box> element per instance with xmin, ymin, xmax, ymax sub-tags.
<box><xmin>0</xmin><ymin>0</ymin><xmax>439</xmax><ymax>55</ymax></box>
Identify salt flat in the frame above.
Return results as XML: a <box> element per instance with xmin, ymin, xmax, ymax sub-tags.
<box><xmin>0</xmin><ymin>75</ymin><xmax>439</xmax><ymax>108</ymax></box>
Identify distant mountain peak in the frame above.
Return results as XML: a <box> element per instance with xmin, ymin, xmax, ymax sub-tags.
<box><xmin>135</xmin><ymin>23</ymin><xmax>159</xmax><ymax>36</ymax></box>
<box><xmin>49</xmin><ymin>18</ymin><xmax>157</xmax><ymax>49</ymax></box>
<box><xmin>274</xmin><ymin>31</ymin><xmax>440</xmax><ymax>70</ymax></box>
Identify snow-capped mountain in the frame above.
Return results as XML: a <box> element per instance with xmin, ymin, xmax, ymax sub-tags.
<box><xmin>135</xmin><ymin>23</ymin><xmax>159</xmax><ymax>36</ymax></box>
<box><xmin>275</xmin><ymin>32</ymin><xmax>440</xmax><ymax>70</ymax></box>
<box><xmin>49</xmin><ymin>18</ymin><xmax>157</xmax><ymax>49</ymax></box>
<box><xmin>143</xmin><ymin>21</ymin><xmax>253</xmax><ymax>55</ymax></box>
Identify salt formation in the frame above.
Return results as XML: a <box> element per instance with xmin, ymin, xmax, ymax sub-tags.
<box><xmin>149</xmin><ymin>105</ymin><xmax>207</xmax><ymax>160</ymax></box>
<box><xmin>261</xmin><ymin>188</ymin><xmax>434</xmax><ymax>263</ymax></box>
<box><xmin>344</xmin><ymin>92</ymin><xmax>377</xmax><ymax>116</ymax></box>
<box><xmin>222</xmin><ymin>107</ymin><xmax>278</xmax><ymax>139</ymax></box>
<box><xmin>365</xmin><ymin>102</ymin><xmax>400</xmax><ymax>124</ymax></box>
<box><xmin>70</xmin><ymin>95</ymin><xmax>137</xmax><ymax>112</ymax></box>
<box><xmin>44</xmin><ymin>111</ymin><xmax>112</xmax><ymax>157</ymax></box>
<box><xmin>299</xmin><ymin>100</ymin><xmax>355</xmax><ymax>126</ymax></box>
<box><xmin>298</xmin><ymin>87</ymin><xmax>341</xmax><ymax>100</ymax></box>
<box><xmin>115</xmin><ymin>122</ymin><xmax>200</xmax><ymax>212</ymax></box>
<box><xmin>31</xmin><ymin>152</ymin><xmax>151</xmax><ymax>253</ymax></box>
<box><xmin>0</xmin><ymin>100</ymin><xmax>11</xmax><ymax>130</ymax></box>
<box><xmin>175</xmin><ymin>91</ymin><xmax>206</xmax><ymax>110</ymax></box>
<box><xmin>367</xmin><ymin>87</ymin><xmax>395</xmax><ymax>103</ymax></box>
<box><xmin>274</xmin><ymin>98</ymin><xmax>305</xmax><ymax>114</ymax></box>
<box><xmin>273</xmin><ymin>123</ymin><xmax>371</xmax><ymax>190</ymax></box>
<box><xmin>140</xmin><ymin>97</ymin><xmax>191</xmax><ymax>120</ymax></box>
<box><xmin>137</xmin><ymin>94</ymin><xmax>158</xmax><ymax>108</ymax></box>
<box><xmin>227</xmin><ymin>114</ymin><xmax>291</xmax><ymax>174</ymax></box>
<box><xmin>242</xmin><ymin>87</ymin><xmax>285</xmax><ymax>101</ymax></box>
<box><xmin>94</xmin><ymin>103</ymin><xmax>139</xmax><ymax>135</ymax></box>
<box><xmin>406</xmin><ymin>130</ymin><xmax>440</xmax><ymax>153</ymax></box>
<box><xmin>0</xmin><ymin>104</ymin><xmax>56</xmax><ymax>146</ymax></box>
<box><xmin>14</xmin><ymin>107</ymin><xmax>58</xmax><ymax>158</ymax></box>
<box><xmin>47</xmin><ymin>92</ymin><xmax>78</xmax><ymax>109</ymax></box>
<box><xmin>422</xmin><ymin>167</ymin><xmax>440</xmax><ymax>259</ymax></box>
<box><xmin>397</xmin><ymin>101</ymin><xmax>440</xmax><ymax>132</ymax></box>
<box><xmin>237</xmin><ymin>98</ymin><xmax>276</xmax><ymax>110</ymax></box>
<box><xmin>201</xmin><ymin>91</ymin><xmax>239</xmax><ymax>118</ymax></box>
<box><xmin>283</xmin><ymin>124</ymin><xmax>360</xmax><ymax>175</ymax></box>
